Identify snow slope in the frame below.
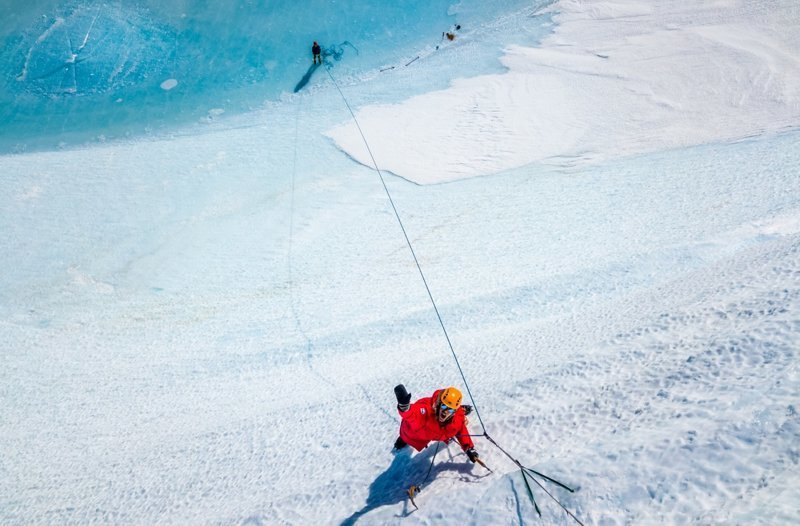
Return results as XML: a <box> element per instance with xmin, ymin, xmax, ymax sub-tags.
<box><xmin>2</xmin><ymin>0</ymin><xmax>799</xmax><ymax>524</ymax></box>
<box><xmin>326</xmin><ymin>0</ymin><xmax>800</xmax><ymax>183</ymax></box>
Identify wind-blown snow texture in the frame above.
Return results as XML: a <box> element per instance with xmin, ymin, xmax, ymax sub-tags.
<box><xmin>327</xmin><ymin>0</ymin><xmax>800</xmax><ymax>183</ymax></box>
<box><xmin>2</xmin><ymin>0</ymin><xmax>799</xmax><ymax>525</ymax></box>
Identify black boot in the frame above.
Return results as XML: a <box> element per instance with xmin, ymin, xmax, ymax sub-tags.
<box><xmin>394</xmin><ymin>436</ymin><xmax>408</xmax><ymax>450</ymax></box>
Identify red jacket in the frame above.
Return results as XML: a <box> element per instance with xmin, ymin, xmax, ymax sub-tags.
<box><xmin>399</xmin><ymin>389</ymin><xmax>475</xmax><ymax>452</ymax></box>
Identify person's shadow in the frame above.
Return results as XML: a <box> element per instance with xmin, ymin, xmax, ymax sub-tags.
<box><xmin>293</xmin><ymin>62</ymin><xmax>320</xmax><ymax>93</ymax></box>
<box><xmin>339</xmin><ymin>444</ymin><xmax>485</xmax><ymax>525</ymax></box>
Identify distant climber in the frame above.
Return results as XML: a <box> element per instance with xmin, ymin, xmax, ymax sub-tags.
<box><xmin>312</xmin><ymin>41</ymin><xmax>322</xmax><ymax>64</ymax></box>
<box><xmin>437</xmin><ymin>24</ymin><xmax>461</xmax><ymax>49</ymax></box>
<box><xmin>393</xmin><ymin>384</ymin><xmax>479</xmax><ymax>464</ymax></box>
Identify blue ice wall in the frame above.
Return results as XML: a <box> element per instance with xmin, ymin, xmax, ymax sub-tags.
<box><xmin>0</xmin><ymin>0</ymin><xmax>546</xmax><ymax>153</ymax></box>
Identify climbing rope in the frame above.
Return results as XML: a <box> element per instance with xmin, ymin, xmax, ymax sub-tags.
<box><xmin>322</xmin><ymin>64</ymin><xmax>487</xmax><ymax>434</ymax></box>
<box><xmin>286</xmin><ymin>95</ymin><xmax>335</xmax><ymax>387</ymax></box>
<box><xmin>407</xmin><ymin>441</ymin><xmax>441</xmax><ymax>510</ymax></box>
<box><xmin>287</xmin><ymin>92</ymin><xmax>334</xmax><ymax>387</ymax></box>
<box><xmin>323</xmin><ymin>64</ymin><xmax>583</xmax><ymax>524</ymax></box>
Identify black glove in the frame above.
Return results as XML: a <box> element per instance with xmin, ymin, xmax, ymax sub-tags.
<box><xmin>466</xmin><ymin>448</ymin><xmax>479</xmax><ymax>463</ymax></box>
<box><xmin>462</xmin><ymin>404</ymin><xmax>473</xmax><ymax>415</ymax></box>
<box><xmin>395</xmin><ymin>384</ymin><xmax>411</xmax><ymax>412</ymax></box>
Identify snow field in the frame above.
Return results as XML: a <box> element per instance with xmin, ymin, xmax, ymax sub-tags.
<box><xmin>2</xmin><ymin>0</ymin><xmax>800</xmax><ymax>524</ymax></box>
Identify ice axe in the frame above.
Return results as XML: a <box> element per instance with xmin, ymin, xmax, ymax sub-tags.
<box><xmin>474</xmin><ymin>457</ymin><xmax>492</xmax><ymax>472</ymax></box>
<box><xmin>407</xmin><ymin>484</ymin><xmax>421</xmax><ymax>510</ymax></box>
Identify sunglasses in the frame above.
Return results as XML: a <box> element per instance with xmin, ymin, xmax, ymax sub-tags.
<box><xmin>439</xmin><ymin>403</ymin><xmax>456</xmax><ymax>414</ymax></box>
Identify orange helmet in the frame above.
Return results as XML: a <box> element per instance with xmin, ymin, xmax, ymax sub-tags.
<box><xmin>437</xmin><ymin>387</ymin><xmax>462</xmax><ymax>422</ymax></box>
<box><xmin>440</xmin><ymin>387</ymin><xmax>462</xmax><ymax>410</ymax></box>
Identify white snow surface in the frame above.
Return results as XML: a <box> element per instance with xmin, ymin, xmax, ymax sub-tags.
<box><xmin>326</xmin><ymin>0</ymin><xmax>800</xmax><ymax>183</ymax></box>
<box><xmin>2</xmin><ymin>0</ymin><xmax>800</xmax><ymax>525</ymax></box>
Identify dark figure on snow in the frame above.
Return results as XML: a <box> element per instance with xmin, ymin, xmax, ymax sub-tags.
<box><xmin>312</xmin><ymin>41</ymin><xmax>322</xmax><ymax>64</ymax></box>
<box><xmin>393</xmin><ymin>384</ymin><xmax>480</xmax><ymax>463</ymax></box>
